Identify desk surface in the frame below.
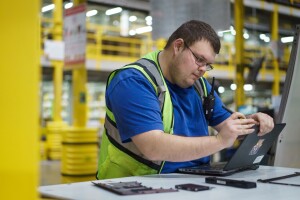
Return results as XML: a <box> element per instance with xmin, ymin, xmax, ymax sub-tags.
<box><xmin>39</xmin><ymin>166</ymin><xmax>300</xmax><ymax>200</ymax></box>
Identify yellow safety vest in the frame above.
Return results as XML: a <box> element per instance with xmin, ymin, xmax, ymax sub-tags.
<box><xmin>97</xmin><ymin>53</ymin><xmax>207</xmax><ymax>179</ymax></box>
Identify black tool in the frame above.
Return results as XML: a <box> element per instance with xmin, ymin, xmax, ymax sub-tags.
<box><xmin>175</xmin><ymin>183</ymin><xmax>210</xmax><ymax>192</ymax></box>
<box><xmin>203</xmin><ymin>77</ymin><xmax>215</xmax><ymax>121</ymax></box>
<box><xmin>92</xmin><ymin>181</ymin><xmax>178</xmax><ymax>195</ymax></box>
<box><xmin>257</xmin><ymin>172</ymin><xmax>300</xmax><ymax>187</ymax></box>
<box><xmin>205</xmin><ymin>177</ymin><xmax>257</xmax><ymax>189</ymax></box>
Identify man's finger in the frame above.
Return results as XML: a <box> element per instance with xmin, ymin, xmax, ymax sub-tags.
<box><xmin>231</xmin><ymin>112</ymin><xmax>246</xmax><ymax>120</ymax></box>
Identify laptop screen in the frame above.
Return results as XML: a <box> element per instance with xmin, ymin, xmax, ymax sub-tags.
<box><xmin>224</xmin><ymin>123</ymin><xmax>286</xmax><ymax>171</ymax></box>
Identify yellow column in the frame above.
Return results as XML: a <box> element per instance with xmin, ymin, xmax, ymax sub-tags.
<box><xmin>46</xmin><ymin>0</ymin><xmax>66</xmax><ymax>160</ymax></box>
<box><xmin>52</xmin><ymin>0</ymin><xmax>63</xmax><ymax>122</ymax></box>
<box><xmin>271</xmin><ymin>4</ymin><xmax>280</xmax><ymax>96</ymax></box>
<box><xmin>53</xmin><ymin>61</ymin><xmax>64</xmax><ymax>121</ymax></box>
<box><xmin>73</xmin><ymin>68</ymin><xmax>88</xmax><ymax>127</ymax></box>
<box><xmin>73</xmin><ymin>0</ymin><xmax>88</xmax><ymax>127</ymax></box>
<box><xmin>60</xmin><ymin>0</ymin><xmax>98</xmax><ymax>179</ymax></box>
<box><xmin>0</xmin><ymin>1</ymin><xmax>40</xmax><ymax>199</ymax></box>
<box><xmin>234</xmin><ymin>0</ymin><xmax>245</xmax><ymax>109</ymax></box>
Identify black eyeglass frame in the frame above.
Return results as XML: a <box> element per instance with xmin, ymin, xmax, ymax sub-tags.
<box><xmin>183</xmin><ymin>41</ymin><xmax>214</xmax><ymax>71</ymax></box>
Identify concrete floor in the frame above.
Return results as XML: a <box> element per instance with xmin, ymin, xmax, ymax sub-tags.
<box><xmin>39</xmin><ymin>160</ymin><xmax>97</xmax><ymax>199</ymax></box>
<box><xmin>40</xmin><ymin>160</ymin><xmax>96</xmax><ymax>186</ymax></box>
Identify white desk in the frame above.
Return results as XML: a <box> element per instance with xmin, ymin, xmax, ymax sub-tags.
<box><xmin>39</xmin><ymin>166</ymin><xmax>300</xmax><ymax>200</ymax></box>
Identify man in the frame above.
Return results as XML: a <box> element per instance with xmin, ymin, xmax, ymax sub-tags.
<box><xmin>96</xmin><ymin>20</ymin><xmax>274</xmax><ymax>179</ymax></box>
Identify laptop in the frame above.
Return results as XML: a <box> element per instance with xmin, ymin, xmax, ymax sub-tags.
<box><xmin>178</xmin><ymin>123</ymin><xmax>286</xmax><ymax>176</ymax></box>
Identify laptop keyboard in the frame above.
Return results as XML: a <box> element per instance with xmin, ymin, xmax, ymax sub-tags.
<box><xmin>196</xmin><ymin>163</ymin><xmax>226</xmax><ymax>170</ymax></box>
<box><xmin>209</xmin><ymin>162</ymin><xmax>226</xmax><ymax>170</ymax></box>
<box><xmin>210</xmin><ymin>165</ymin><xmax>225</xmax><ymax>170</ymax></box>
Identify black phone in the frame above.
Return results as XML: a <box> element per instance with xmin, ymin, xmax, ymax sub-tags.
<box><xmin>175</xmin><ymin>183</ymin><xmax>210</xmax><ymax>192</ymax></box>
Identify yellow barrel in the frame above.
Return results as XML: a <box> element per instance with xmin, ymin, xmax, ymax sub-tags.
<box><xmin>61</xmin><ymin>127</ymin><xmax>99</xmax><ymax>176</ymax></box>
<box><xmin>46</xmin><ymin>122</ymin><xmax>67</xmax><ymax>160</ymax></box>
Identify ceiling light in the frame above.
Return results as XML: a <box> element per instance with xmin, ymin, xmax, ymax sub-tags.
<box><xmin>218</xmin><ymin>86</ymin><xmax>225</xmax><ymax>94</ymax></box>
<box><xmin>244</xmin><ymin>84</ymin><xmax>253</xmax><ymax>91</ymax></box>
<box><xmin>281</xmin><ymin>36</ymin><xmax>294</xmax><ymax>43</ymax></box>
<box><xmin>230</xmin><ymin>84</ymin><xmax>237</xmax><ymax>91</ymax></box>
<box><xmin>129</xmin><ymin>16</ymin><xmax>137</xmax><ymax>22</ymax></box>
<box><xmin>231</xmin><ymin>29</ymin><xmax>236</xmax><ymax>36</ymax></box>
<box><xmin>42</xmin><ymin>4</ymin><xmax>55</xmax><ymax>12</ymax></box>
<box><xmin>129</xmin><ymin>30</ymin><xmax>136</xmax><ymax>36</ymax></box>
<box><xmin>264</xmin><ymin>36</ymin><xmax>270</xmax><ymax>43</ymax></box>
<box><xmin>243</xmin><ymin>33</ymin><xmax>249</xmax><ymax>39</ymax></box>
<box><xmin>105</xmin><ymin>7</ymin><xmax>122</xmax><ymax>16</ymax></box>
<box><xmin>64</xmin><ymin>2</ymin><xmax>73</xmax><ymax>9</ymax></box>
<box><xmin>86</xmin><ymin>10</ymin><xmax>98</xmax><ymax>17</ymax></box>
<box><xmin>259</xmin><ymin>34</ymin><xmax>266</xmax><ymax>40</ymax></box>
<box><xmin>145</xmin><ymin>16</ymin><xmax>152</xmax><ymax>25</ymax></box>
<box><xmin>145</xmin><ymin>16</ymin><xmax>152</xmax><ymax>21</ymax></box>
<box><xmin>135</xmin><ymin>26</ymin><xmax>152</xmax><ymax>34</ymax></box>
<box><xmin>218</xmin><ymin>26</ymin><xmax>232</xmax><ymax>34</ymax></box>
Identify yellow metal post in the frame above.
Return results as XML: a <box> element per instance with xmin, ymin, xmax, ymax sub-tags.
<box><xmin>0</xmin><ymin>1</ymin><xmax>40</xmax><ymax>199</ymax></box>
<box><xmin>52</xmin><ymin>0</ymin><xmax>63</xmax><ymax>122</ymax></box>
<box><xmin>46</xmin><ymin>0</ymin><xmax>67</xmax><ymax>160</ymax></box>
<box><xmin>73</xmin><ymin>0</ymin><xmax>88</xmax><ymax>127</ymax></box>
<box><xmin>53</xmin><ymin>61</ymin><xmax>64</xmax><ymax>121</ymax></box>
<box><xmin>234</xmin><ymin>0</ymin><xmax>245</xmax><ymax>109</ymax></box>
<box><xmin>271</xmin><ymin>4</ymin><xmax>280</xmax><ymax>96</ymax></box>
<box><xmin>73</xmin><ymin>68</ymin><xmax>88</xmax><ymax>127</ymax></box>
<box><xmin>60</xmin><ymin>0</ymin><xmax>98</xmax><ymax>179</ymax></box>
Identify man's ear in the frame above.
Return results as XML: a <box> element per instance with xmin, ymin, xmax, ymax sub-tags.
<box><xmin>173</xmin><ymin>38</ymin><xmax>184</xmax><ymax>53</ymax></box>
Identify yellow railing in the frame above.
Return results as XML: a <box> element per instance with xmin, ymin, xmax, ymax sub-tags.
<box><xmin>41</xmin><ymin>18</ymin><xmax>289</xmax><ymax>78</ymax></box>
<box><xmin>86</xmin><ymin>23</ymin><xmax>154</xmax><ymax>64</ymax></box>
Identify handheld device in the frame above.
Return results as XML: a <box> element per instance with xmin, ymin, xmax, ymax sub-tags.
<box><xmin>92</xmin><ymin>181</ymin><xmax>178</xmax><ymax>195</ymax></box>
<box><xmin>175</xmin><ymin>183</ymin><xmax>210</xmax><ymax>191</ymax></box>
<box><xmin>205</xmin><ymin>177</ymin><xmax>257</xmax><ymax>189</ymax></box>
<box><xmin>203</xmin><ymin>77</ymin><xmax>215</xmax><ymax>120</ymax></box>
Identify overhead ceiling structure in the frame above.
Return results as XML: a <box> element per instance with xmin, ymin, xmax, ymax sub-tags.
<box><xmin>86</xmin><ymin>0</ymin><xmax>300</xmax><ymax>36</ymax></box>
<box><xmin>150</xmin><ymin>0</ymin><xmax>231</xmax><ymax>40</ymax></box>
<box><xmin>88</xmin><ymin>0</ymin><xmax>150</xmax><ymax>11</ymax></box>
<box><xmin>265</xmin><ymin>0</ymin><xmax>300</xmax><ymax>8</ymax></box>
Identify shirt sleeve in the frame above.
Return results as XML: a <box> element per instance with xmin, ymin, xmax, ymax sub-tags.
<box><xmin>106</xmin><ymin>69</ymin><xmax>164</xmax><ymax>143</ymax></box>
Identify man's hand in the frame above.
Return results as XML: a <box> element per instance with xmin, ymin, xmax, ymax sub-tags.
<box><xmin>215</xmin><ymin>112</ymin><xmax>257</xmax><ymax>148</ymax></box>
<box><xmin>247</xmin><ymin>112</ymin><xmax>274</xmax><ymax>136</ymax></box>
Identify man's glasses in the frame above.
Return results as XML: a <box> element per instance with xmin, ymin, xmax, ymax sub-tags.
<box><xmin>184</xmin><ymin>41</ymin><xmax>214</xmax><ymax>71</ymax></box>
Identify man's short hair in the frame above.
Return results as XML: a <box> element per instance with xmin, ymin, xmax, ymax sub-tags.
<box><xmin>164</xmin><ymin>20</ymin><xmax>221</xmax><ymax>54</ymax></box>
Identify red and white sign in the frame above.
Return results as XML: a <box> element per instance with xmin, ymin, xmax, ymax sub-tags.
<box><xmin>64</xmin><ymin>4</ymin><xmax>86</xmax><ymax>68</ymax></box>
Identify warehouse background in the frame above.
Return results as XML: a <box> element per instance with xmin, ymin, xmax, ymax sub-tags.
<box><xmin>1</xmin><ymin>0</ymin><xmax>300</xmax><ymax>199</ymax></box>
